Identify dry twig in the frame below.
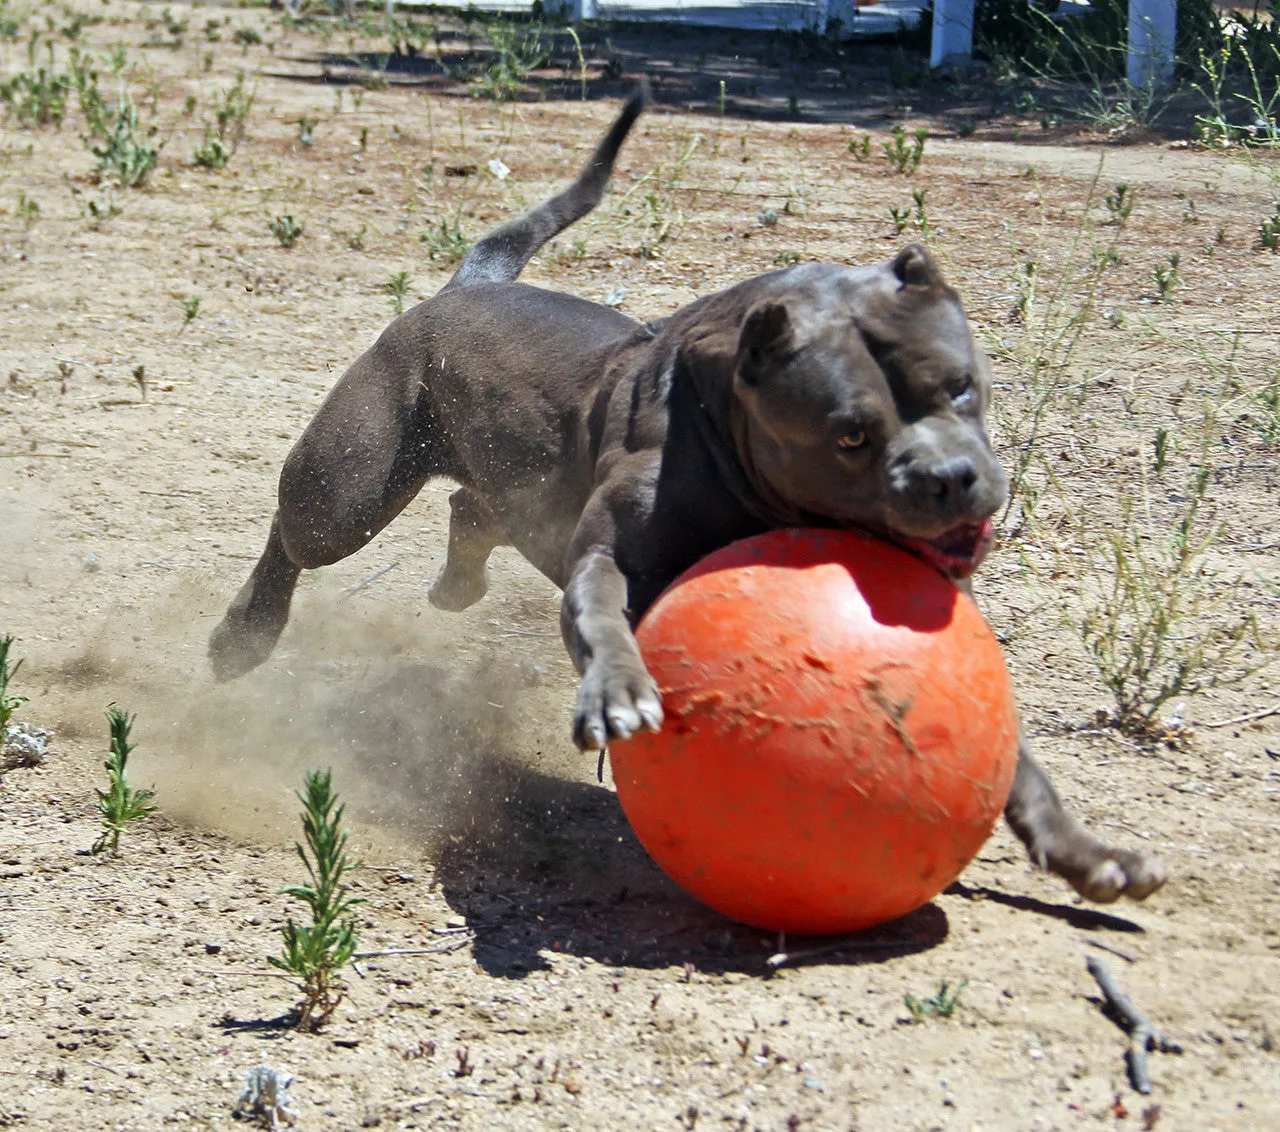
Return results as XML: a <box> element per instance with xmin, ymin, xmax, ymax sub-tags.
<box><xmin>1086</xmin><ymin>955</ymin><xmax>1182</xmax><ymax>1094</ymax></box>
<box><xmin>1201</xmin><ymin>701</ymin><xmax>1280</xmax><ymax>729</ymax></box>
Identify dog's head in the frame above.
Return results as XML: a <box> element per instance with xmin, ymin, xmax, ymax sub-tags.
<box><xmin>728</xmin><ymin>245</ymin><xmax>1007</xmax><ymax>579</ymax></box>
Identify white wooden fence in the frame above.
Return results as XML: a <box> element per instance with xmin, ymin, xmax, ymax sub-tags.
<box><xmin>393</xmin><ymin>0</ymin><xmax>1179</xmax><ymax>88</ymax></box>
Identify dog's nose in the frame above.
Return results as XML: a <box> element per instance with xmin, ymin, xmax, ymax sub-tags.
<box><xmin>922</xmin><ymin>456</ymin><xmax>978</xmax><ymax>500</ymax></box>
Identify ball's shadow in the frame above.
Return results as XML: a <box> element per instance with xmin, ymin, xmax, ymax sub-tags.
<box><xmin>428</xmin><ymin>757</ymin><xmax>950</xmax><ymax>979</ymax></box>
<box><xmin>315</xmin><ymin>652</ymin><xmax>949</xmax><ymax>979</ymax></box>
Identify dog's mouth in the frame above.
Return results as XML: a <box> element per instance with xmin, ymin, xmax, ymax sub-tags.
<box><xmin>891</xmin><ymin>520</ymin><xmax>995</xmax><ymax>580</ymax></box>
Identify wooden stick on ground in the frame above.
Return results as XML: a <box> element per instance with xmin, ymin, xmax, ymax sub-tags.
<box><xmin>1086</xmin><ymin>955</ymin><xmax>1183</xmax><ymax>1094</ymax></box>
<box><xmin>1201</xmin><ymin>701</ymin><xmax>1280</xmax><ymax>729</ymax></box>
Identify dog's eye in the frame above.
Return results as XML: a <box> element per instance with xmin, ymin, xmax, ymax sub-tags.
<box><xmin>951</xmin><ymin>376</ymin><xmax>975</xmax><ymax>408</ymax></box>
<box><xmin>837</xmin><ymin>430</ymin><xmax>867</xmax><ymax>451</ymax></box>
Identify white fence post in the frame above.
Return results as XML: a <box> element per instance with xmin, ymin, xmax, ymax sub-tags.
<box><xmin>1127</xmin><ymin>0</ymin><xmax>1177</xmax><ymax>88</ymax></box>
<box><xmin>545</xmin><ymin>0</ymin><xmax>598</xmax><ymax>19</ymax></box>
<box><xmin>826</xmin><ymin>0</ymin><xmax>859</xmax><ymax>36</ymax></box>
<box><xmin>930</xmin><ymin>0</ymin><xmax>975</xmax><ymax>69</ymax></box>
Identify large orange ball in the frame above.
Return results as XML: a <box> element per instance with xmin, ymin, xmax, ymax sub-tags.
<box><xmin>610</xmin><ymin>528</ymin><xmax>1019</xmax><ymax>935</ymax></box>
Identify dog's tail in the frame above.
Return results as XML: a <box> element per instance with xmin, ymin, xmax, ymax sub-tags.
<box><xmin>442</xmin><ymin>83</ymin><xmax>649</xmax><ymax>292</ymax></box>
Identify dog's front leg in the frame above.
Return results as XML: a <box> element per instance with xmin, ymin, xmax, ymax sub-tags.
<box><xmin>1005</xmin><ymin>735</ymin><xmax>1168</xmax><ymax>903</ymax></box>
<box><xmin>561</xmin><ymin>546</ymin><xmax>664</xmax><ymax>750</ymax></box>
<box><xmin>560</xmin><ymin>468</ymin><xmax>664</xmax><ymax>750</ymax></box>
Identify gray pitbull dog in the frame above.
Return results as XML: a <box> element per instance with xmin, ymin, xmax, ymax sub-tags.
<box><xmin>210</xmin><ymin>89</ymin><xmax>1165</xmax><ymax>905</ymax></box>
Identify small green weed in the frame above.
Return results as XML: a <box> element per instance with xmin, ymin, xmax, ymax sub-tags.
<box><xmin>154</xmin><ymin>6</ymin><xmax>188</xmax><ymax>41</ymax></box>
<box><xmin>848</xmin><ymin>132</ymin><xmax>871</xmax><ymax>159</ymax></box>
<box><xmin>472</xmin><ymin>21</ymin><xmax>548</xmax><ymax>101</ymax></box>
<box><xmin>71</xmin><ymin>46</ymin><xmax>107</xmax><ymax>136</ymax></box>
<box><xmin>89</xmin><ymin>89</ymin><xmax>160</xmax><ymax>187</ymax></box>
<box><xmin>1260</xmin><ymin>203</ymin><xmax>1280</xmax><ymax>252</ymax></box>
<box><xmin>79</xmin><ymin>188</ymin><xmax>122</xmax><ymax>225</ymax></box>
<box><xmin>1103</xmin><ymin>182</ymin><xmax>1133</xmax><ymax>226</ymax></box>
<box><xmin>1242</xmin><ymin>369</ymin><xmax>1280</xmax><ymax>447</ymax></box>
<box><xmin>1010</xmin><ymin>257</ymin><xmax>1037</xmax><ymax>322</ymax></box>
<box><xmin>1152</xmin><ymin>426</ymin><xmax>1171</xmax><ymax>475</ymax></box>
<box><xmin>178</xmin><ymin>295</ymin><xmax>200</xmax><ymax>333</ymax></box>
<box><xmin>772</xmin><ymin>251</ymin><xmax>800</xmax><ymax>266</ymax></box>
<box><xmin>633</xmin><ymin>136</ymin><xmax>702</xmax><ymax>259</ymax></box>
<box><xmin>0</xmin><ymin>63</ymin><xmax>73</xmax><ymax>127</ymax></box>
<box><xmin>912</xmin><ymin>188</ymin><xmax>931</xmax><ymax>236</ymax></box>
<box><xmin>420</xmin><ymin>217</ymin><xmax>471</xmax><ymax>264</ymax></box>
<box><xmin>194</xmin><ymin>71</ymin><xmax>254</xmax><ymax>170</ymax></box>
<box><xmin>296</xmin><ymin>115</ymin><xmax>317</xmax><ymax>147</ymax></box>
<box><xmin>889</xmin><ymin>205</ymin><xmax>910</xmax><ymax>234</ymax></box>
<box><xmin>905</xmin><ymin>980</ymin><xmax>968</xmax><ymax>1022</ymax></box>
<box><xmin>193</xmin><ymin>128</ymin><xmax>230</xmax><ymax>169</ymax></box>
<box><xmin>91</xmin><ymin>707</ymin><xmax>158</xmax><ymax>856</ymax></box>
<box><xmin>883</xmin><ymin>124</ymin><xmax>927</xmax><ymax>175</ymax></box>
<box><xmin>216</xmin><ymin>71</ymin><xmax>254</xmax><ymax>140</ymax></box>
<box><xmin>986</xmin><ymin>162</ymin><xmax>1126</xmax><ymax>527</ymax></box>
<box><xmin>0</xmin><ymin>636</ymin><xmax>27</xmax><ymax>731</ymax></box>
<box><xmin>385</xmin><ymin>270</ymin><xmax>413</xmax><ymax>316</ymax></box>
<box><xmin>268</xmin><ymin>768</ymin><xmax>365</xmax><ymax>1032</ymax></box>
<box><xmin>269</xmin><ymin>214</ymin><xmax>304</xmax><ymax>248</ymax></box>
<box><xmin>1152</xmin><ymin>252</ymin><xmax>1180</xmax><ymax>301</ymax></box>
<box><xmin>16</xmin><ymin>192</ymin><xmax>40</xmax><ymax>228</ymax></box>
<box><xmin>1076</xmin><ymin>459</ymin><xmax>1266</xmax><ymax>733</ymax></box>
<box><xmin>102</xmin><ymin>43</ymin><xmax>129</xmax><ymax>75</ymax></box>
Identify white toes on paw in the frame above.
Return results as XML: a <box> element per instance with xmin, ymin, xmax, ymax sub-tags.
<box><xmin>1079</xmin><ymin>855</ymin><xmax>1169</xmax><ymax>904</ymax></box>
<box><xmin>1082</xmin><ymin>860</ymin><xmax>1127</xmax><ymax>904</ymax></box>
<box><xmin>1125</xmin><ymin>857</ymin><xmax>1169</xmax><ymax>901</ymax></box>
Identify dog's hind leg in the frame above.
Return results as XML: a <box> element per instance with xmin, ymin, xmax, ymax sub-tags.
<box><xmin>209</xmin><ymin>348</ymin><xmax>437</xmax><ymax>681</ymax></box>
<box><xmin>428</xmin><ymin>487</ymin><xmax>507</xmax><ymax>612</ymax></box>
<box><xmin>208</xmin><ymin>515</ymin><xmax>303</xmax><ymax>682</ymax></box>
<box><xmin>209</xmin><ymin>462</ymin><xmax>430</xmax><ymax>682</ymax></box>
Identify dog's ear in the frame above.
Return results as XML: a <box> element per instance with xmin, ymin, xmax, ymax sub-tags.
<box><xmin>891</xmin><ymin>243</ymin><xmax>943</xmax><ymax>288</ymax></box>
<box><xmin>736</xmin><ymin>299</ymin><xmax>794</xmax><ymax>385</ymax></box>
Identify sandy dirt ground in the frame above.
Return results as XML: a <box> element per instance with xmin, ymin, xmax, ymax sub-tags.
<box><xmin>1</xmin><ymin>3</ymin><xmax>1278</xmax><ymax>1129</ymax></box>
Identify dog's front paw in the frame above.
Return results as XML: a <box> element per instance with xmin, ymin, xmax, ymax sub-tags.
<box><xmin>572</xmin><ymin>661</ymin><xmax>663</xmax><ymax>750</ymax></box>
<box><xmin>1067</xmin><ymin>846</ymin><xmax>1167</xmax><ymax>904</ymax></box>
<box><xmin>1030</xmin><ymin>824</ymin><xmax>1168</xmax><ymax>904</ymax></box>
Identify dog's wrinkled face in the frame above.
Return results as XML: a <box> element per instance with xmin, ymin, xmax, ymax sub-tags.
<box><xmin>731</xmin><ymin>245</ymin><xmax>1007</xmax><ymax>579</ymax></box>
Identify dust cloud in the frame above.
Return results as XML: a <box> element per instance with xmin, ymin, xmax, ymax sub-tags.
<box><xmin>19</xmin><ymin>567</ymin><xmax>589</xmax><ymax>862</ymax></box>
